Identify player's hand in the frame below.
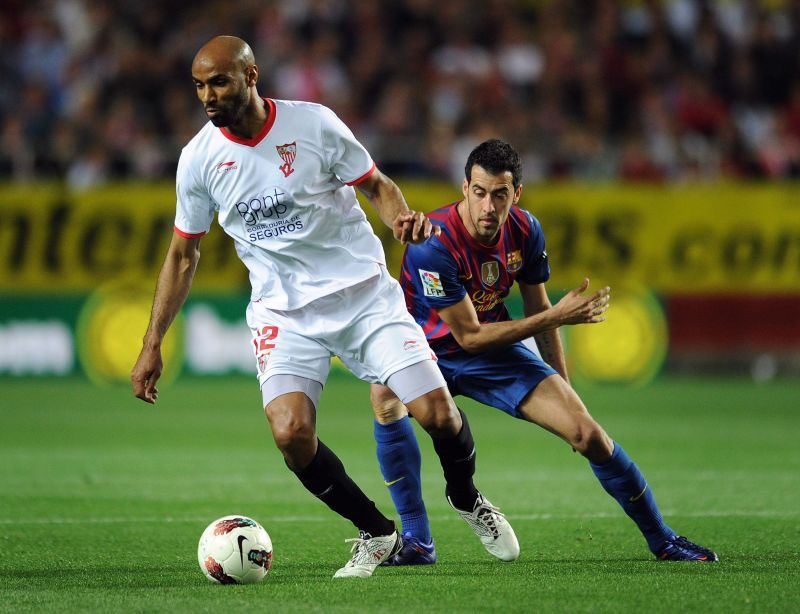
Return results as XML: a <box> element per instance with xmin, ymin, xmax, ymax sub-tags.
<box><xmin>552</xmin><ymin>278</ymin><xmax>610</xmax><ymax>325</ymax></box>
<box><xmin>392</xmin><ymin>211</ymin><xmax>441</xmax><ymax>245</ymax></box>
<box><xmin>131</xmin><ymin>344</ymin><xmax>163</xmax><ymax>404</ymax></box>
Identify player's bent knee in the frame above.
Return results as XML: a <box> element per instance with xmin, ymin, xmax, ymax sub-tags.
<box><xmin>386</xmin><ymin>359</ymin><xmax>457</xmax><ymax>434</ymax></box>
<box><xmin>570</xmin><ymin>421</ymin><xmax>612</xmax><ymax>460</ymax></box>
<box><xmin>373</xmin><ymin>399</ymin><xmax>407</xmax><ymax>424</ymax></box>
<box><xmin>408</xmin><ymin>387</ymin><xmax>460</xmax><ymax>436</ymax></box>
<box><xmin>423</xmin><ymin>410</ymin><xmax>461</xmax><ymax>437</ymax></box>
<box><xmin>266</xmin><ymin>406</ymin><xmax>314</xmax><ymax>448</ymax></box>
<box><xmin>264</xmin><ymin>383</ymin><xmax>318</xmax><ymax>456</ymax></box>
<box><xmin>370</xmin><ymin>384</ymin><xmax>408</xmax><ymax>424</ymax></box>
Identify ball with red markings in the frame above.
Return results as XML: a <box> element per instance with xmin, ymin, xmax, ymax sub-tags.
<box><xmin>197</xmin><ymin>515</ymin><xmax>273</xmax><ymax>584</ymax></box>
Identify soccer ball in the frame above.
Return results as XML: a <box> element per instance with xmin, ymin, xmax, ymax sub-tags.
<box><xmin>197</xmin><ymin>515</ymin><xmax>273</xmax><ymax>584</ymax></box>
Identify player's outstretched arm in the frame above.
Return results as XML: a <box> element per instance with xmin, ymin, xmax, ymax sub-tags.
<box><xmin>545</xmin><ymin>278</ymin><xmax>611</xmax><ymax>325</ymax></box>
<box><xmin>131</xmin><ymin>233</ymin><xmax>201</xmax><ymax>404</ymax></box>
<box><xmin>357</xmin><ymin>168</ymin><xmax>439</xmax><ymax>244</ymax></box>
<box><xmin>438</xmin><ymin>279</ymin><xmax>610</xmax><ymax>355</ymax></box>
<box><xmin>520</xmin><ymin>279</ymin><xmax>609</xmax><ymax>380</ymax></box>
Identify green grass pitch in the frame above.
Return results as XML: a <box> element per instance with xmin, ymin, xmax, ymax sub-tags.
<box><xmin>1</xmin><ymin>374</ymin><xmax>798</xmax><ymax>612</ymax></box>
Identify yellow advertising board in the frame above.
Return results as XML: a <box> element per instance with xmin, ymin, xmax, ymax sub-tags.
<box><xmin>1</xmin><ymin>182</ymin><xmax>799</xmax><ymax>293</ymax></box>
<box><xmin>0</xmin><ymin>183</ymin><xmax>247</xmax><ymax>291</ymax></box>
<box><xmin>512</xmin><ymin>183</ymin><xmax>800</xmax><ymax>294</ymax></box>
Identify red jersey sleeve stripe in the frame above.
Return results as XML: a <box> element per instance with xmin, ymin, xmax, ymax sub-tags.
<box><xmin>346</xmin><ymin>162</ymin><xmax>377</xmax><ymax>186</ymax></box>
<box><xmin>174</xmin><ymin>226</ymin><xmax>206</xmax><ymax>238</ymax></box>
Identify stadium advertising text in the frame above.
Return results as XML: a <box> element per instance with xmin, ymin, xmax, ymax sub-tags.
<box><xmin>0</xmin><ymin>185</ymin><xmax>246</xmax><ymax>291</ymax></box>
<box><xmin>1</xmin><ymin>182</ymin><xmax>799</xmax><ymax>292</ymax></box>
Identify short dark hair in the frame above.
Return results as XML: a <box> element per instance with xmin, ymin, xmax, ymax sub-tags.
<box><xmin>465</xmin><ymin>139</ymin><xmax>522</xmax><ymax>188</ymax></box>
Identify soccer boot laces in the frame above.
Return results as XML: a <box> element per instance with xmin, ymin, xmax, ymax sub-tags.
<box><xmin>448</xmin><ymin>493</ymin><xmax>520</xmax><ymax>562</ymax></box>
<box><xmin>333</xmin><ymin>530</ymin><xmax>402</xmax><ymax>578</ymax></box>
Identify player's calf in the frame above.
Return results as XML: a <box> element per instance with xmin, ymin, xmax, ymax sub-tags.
<box><xmin>292</xmin><ymin>440</ymin><xmax>396</xmax><ymax>539</ymax></box>
<box><xmin>429</xmin><ymin>408</ymin><xmax>479</xmax><ymax>510</ymax></box>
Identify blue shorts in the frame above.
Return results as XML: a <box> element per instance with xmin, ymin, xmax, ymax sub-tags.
<box><xmin>435</xmin><ymin>341</ymin><xmax>558</xmax><ymax>419</ymax></box>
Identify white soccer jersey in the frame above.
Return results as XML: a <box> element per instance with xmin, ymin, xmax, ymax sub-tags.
<box><xmin>174</xmin><ymin>98</ymin><xmax>385</xmax><ymax>310</ymax></box>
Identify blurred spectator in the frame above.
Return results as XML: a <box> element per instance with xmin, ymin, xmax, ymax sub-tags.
<box><xmin>66</xmin><ymin>141</ymin><xmax>111</xmax><ymax>190</ymax></box>
<box><xmin>618</xmin><ymin>134</ymin><xmax>665</xmax><ymax>183</ymax></box>
<box><xmin>0</xmin><ymin>117</ymin><xmax>34</xmax><ymax>179</ymax></box>
<box><xmin>273</xmin><ymin>30</ymin><xmax>350</xmax><ymax>107</ymax></box>
<box><xmin>1</xmin><ymin>0</ymin><xmax>799</xmax><ymax>185</ymax></box>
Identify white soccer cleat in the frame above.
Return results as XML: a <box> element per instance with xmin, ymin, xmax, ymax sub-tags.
<box><xmin>449</xmin><ymin>493</ymin><xmax>520</xmax><ymax>562</ymax></box>
<box><xmin>333</xmin><ymin>530</ymin><xmax>402</xmax><ymax>578</ymax></box>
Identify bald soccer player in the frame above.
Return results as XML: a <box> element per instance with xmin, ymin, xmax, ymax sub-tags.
<box><xmin>131</xmin><ymin>36</ymin><xmax>519</xmax><ymax>579</ymax></box>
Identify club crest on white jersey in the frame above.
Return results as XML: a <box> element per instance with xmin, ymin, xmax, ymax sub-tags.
<box><xmin>276</xmin><ymin>142</ymin><xmax>296</xmax><ymax>177</ymax></box>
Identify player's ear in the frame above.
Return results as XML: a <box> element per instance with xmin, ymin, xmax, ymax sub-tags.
<box><xmin>462</xmin><ymin>177</ymin><xmax>469</xmax><ymax>197</ymax></box>
<box><xmin>513</xmin><ymin>184</ymin><xmax>523</xmax><ymax>204</ymax></box>
<box><xmin>246</xmin><ymin>65</ymin><xmax>258</xmax><ymax>87</ymax></box>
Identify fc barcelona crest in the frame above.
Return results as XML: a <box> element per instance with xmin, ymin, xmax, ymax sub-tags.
<box><xmin>481</xmin><ymin>260</ymin><xmax>500</xmax><ymax>286</ymax></box>
<box><xmin>276</xmin><ymin>142</ymin><xmax>296</xmax><ymax>177</ymax></box>
<box><xmin>506</xmin><ymin>250</ymin><xmax>523</xmax><ymax>273</ymax></box>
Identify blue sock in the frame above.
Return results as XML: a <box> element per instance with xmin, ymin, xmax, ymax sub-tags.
<box><xmin>374</xmin><ymin>417</ymin><xmax>432</xmax><ymax>543</ymax></box>
<box><xmin>590</xmin><ymin>442</ymin><xmax>675</xmax><ymax>552</ymax></box>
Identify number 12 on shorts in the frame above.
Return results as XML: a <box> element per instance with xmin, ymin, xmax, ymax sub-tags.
<box><xmin>253</xmin><ymin>325</ymin><xmax>280</xmax><ymax>358</ymax></box>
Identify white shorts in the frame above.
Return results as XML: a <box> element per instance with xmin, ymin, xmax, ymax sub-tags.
<box><xmin>246</xmin><ymin>266</ymin><xmax>440</xmax><ymax>397</ymax></box>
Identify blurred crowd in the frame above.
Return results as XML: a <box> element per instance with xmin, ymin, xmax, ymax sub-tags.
<box><xmin>2</xmin><ymin>0</ymin><xmax>800</xmax><ymax>187</ymax></box>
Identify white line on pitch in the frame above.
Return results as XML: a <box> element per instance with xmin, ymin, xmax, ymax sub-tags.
<box><xmin>0</xmin><ymin>509</ymin><xmax>795</xmax><ymax>526</ymax></box>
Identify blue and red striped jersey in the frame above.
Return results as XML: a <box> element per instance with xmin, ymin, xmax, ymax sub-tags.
<box><xmin>401</xmin><ymin>201</ymin><xmax>549</xmax><ymax>355</ymax></box>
